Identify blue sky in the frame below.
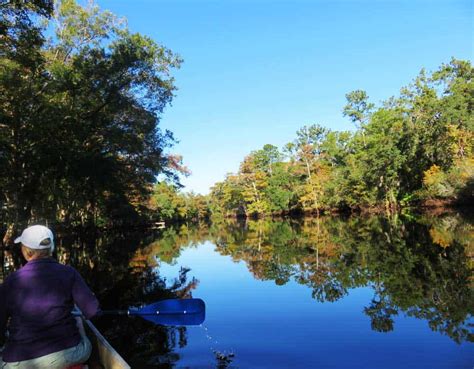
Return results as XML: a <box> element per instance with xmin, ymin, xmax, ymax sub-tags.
<box><xmin>97</xmin><ymin>0</ymin><xmax>473</xmax><ymax>194</ymax></box>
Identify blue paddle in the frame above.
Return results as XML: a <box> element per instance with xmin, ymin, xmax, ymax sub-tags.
<box><xmin>75</xmin><ymin>298</ymin><xmax>206</xmax><ymax>326</ymax></box>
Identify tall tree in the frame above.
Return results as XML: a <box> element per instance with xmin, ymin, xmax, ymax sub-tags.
<box><xmin>239</xmin><ymin>152</ymin><xmax>270</xmax><ymax>216</ymax></box>
<box><xmin>1</xmin><ymin>0</ymin><xmax>183</xmax><ymax>233</ymax></box>
<box><xmin>343</xmin><ymin>90</ymin><xmax>374</xmax><ymax>146</ymax></box>
<box><xmin>289</xmin><ymin>124</ymin><xmax>330</xmax><ymax>215</ymax></box>
<box><xmin>1</xmin><ymin>0</ymin><xmax>54</xmax><ymax>240</ymax></box>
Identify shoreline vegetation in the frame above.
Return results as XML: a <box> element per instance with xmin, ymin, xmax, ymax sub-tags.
<box><xmin>1</xmin><ymin>1</ymin><xmax>473</xmax><ymax>242</ymax></box>
<box><xmin>1</xmin><ymin>0</ymin><xmax>185</xmax><ymax>241</ymax></box>
<box><xmin>151</xmin><ymin>61</ymin><xmax>473</xmax><ymax>222</ymax></box>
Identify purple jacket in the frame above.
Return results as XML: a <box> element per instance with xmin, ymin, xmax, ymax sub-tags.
<box><xmin>0</xmin><ymin>258</ymin><xmax>100</xmax><ymax>362</ymax></box>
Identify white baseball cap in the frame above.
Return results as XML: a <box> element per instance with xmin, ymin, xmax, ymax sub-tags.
<box><xmin>14</xmin><ymin>225</ymin><xmax>55</xmax><ymax>250</ymax></box>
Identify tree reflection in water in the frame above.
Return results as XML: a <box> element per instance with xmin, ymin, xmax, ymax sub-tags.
<box><xmin>147</xmin><ymin>214</ymin><xmax>473</xmax><ymax>345</ymax></box>
<box><xmin>1</xmin><ymin>214</ymin><xmax>472</xmax><ymax>368</ymax></box>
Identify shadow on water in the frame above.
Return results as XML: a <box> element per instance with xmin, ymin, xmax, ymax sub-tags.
<box><xmin>1</xmin><ymin>213</ymin><xmax>473</xmax><ymax>367</ymax></box>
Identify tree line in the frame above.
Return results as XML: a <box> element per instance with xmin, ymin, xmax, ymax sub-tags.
<box><xmin>1</xmin><ymin>0</ymin><xmax>184</xmax><ymax>238</ymax></box>
<box><xmin>208</xmin><ymin>60</ymin><xmax>473</xmax><ymax>218</ymax></box>
<box><xmin>149</xmin><ymin>59</ymin><xmax>472</xmax><ymax>221</ymax></box>
<box><xmin>1</xmin><ymin>2</ymin><xmax>472</xmax><ymax>229</ymax></box>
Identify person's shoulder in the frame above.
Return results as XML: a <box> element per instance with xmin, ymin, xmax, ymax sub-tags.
<box><xmin>61</xmin><ymin>263</ymin><xmax>86</xmax><ymax>279</ymax></box>
<box><xmin>49</xmin><ymin>262</ymin><xmax>83</xmax><ymax>285</ymax></box>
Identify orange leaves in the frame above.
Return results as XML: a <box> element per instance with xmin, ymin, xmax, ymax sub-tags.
<box><xmin>166</xmin><ymin>154</ymin><xmax>191</xmax><ymax>176</ymax></box>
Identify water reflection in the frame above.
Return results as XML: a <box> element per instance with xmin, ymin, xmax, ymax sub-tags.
<box><xmin>146</xmin><ymin>214</ymin><xmax>473</xmax><ymax>345</ymax></box>
<box><xmin>1</xmin><ymin>213</ymin><xmax>472</xmax><ymax>368</ymax></box>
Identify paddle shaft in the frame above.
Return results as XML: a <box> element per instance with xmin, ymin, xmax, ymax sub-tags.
<box><xmin>72</xmin><ymin>298</ymin><xmax>205</xmax><ymax>325</ymax></box>
<box><xmin>100</xmin><ymin>310</ymin><xmax>195</xmax><ymax>316</ymax></box>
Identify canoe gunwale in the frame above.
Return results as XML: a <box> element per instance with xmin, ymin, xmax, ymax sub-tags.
<box><xmin>85</xmin><ymin>319</ymin><xmax>131</xmax><ymax>369</ymax></box>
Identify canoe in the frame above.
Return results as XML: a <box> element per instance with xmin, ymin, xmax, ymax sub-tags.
<box><xmin>0</xmin><ymin>320</ymin><xmax>130</xmax><ymax>369</ymax></box>
<box><xmin>84</xmin><ymin>320</ymin><xmax>131</xmax><ymax>369</ymax></box>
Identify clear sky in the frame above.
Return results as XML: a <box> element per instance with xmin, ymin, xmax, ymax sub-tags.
<box><xmin>96</xmin><ymin>0</ymin><xmax>473</xmax><ymax>194</ymax></box>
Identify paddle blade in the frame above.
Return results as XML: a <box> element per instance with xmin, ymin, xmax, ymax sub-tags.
<box><xmin>131</xmin><ymin>298</ymin><xmax>205</xmax><ymax>326</ymax></box>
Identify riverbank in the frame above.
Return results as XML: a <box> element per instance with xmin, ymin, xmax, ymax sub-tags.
<box><xmin>208</xmin><ymin>198</ymin><xmax>473</xmax><ymax>221</ymax></box>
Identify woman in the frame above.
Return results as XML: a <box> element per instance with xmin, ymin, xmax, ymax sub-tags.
<box><xmin>0</xmin><ymin>225</ymin><xmax>100</xmax><ymax>369</ymax></box>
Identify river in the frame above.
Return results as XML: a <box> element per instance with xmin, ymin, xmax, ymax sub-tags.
<box><xmin>2</xmin><ymin>213</ymin><xmax>473</xmax><ymax>368</ymax></box>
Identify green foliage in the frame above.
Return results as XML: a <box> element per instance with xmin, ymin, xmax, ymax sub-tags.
<box><xmin>208</xmin><ymin>59</ymin><xmax>473</xmax><ymax>217</ymax></box>
<box><xmin>0</xmin><ymin>0</ymin><xmax>182</xmax><ymax>228</ymax></box>
<box><xmin>149</xmin><ymin>182</ymin><xmax>210</xmax><ymax>222</ymax></box>
<box><xmin>1</xmin><ymin>1</ymin><xmax>471</xmax><ymax>226</ymax></box>
<box><xmin>264</xmin><ymin>163</ymin><xmax>296</xmax><ymax>213</ymax></box>
<box><xmin>343</xmin><ymin>89</ymin><xmax>375</xmax><ymax>128</ymax></box>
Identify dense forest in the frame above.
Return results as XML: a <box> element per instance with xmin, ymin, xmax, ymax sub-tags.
<box><xmin>153</xmin><ymin>60</ymin><xmax>473</xmax><ymax>221</ymax></box>
<box><xmin>208</xmin><ymin>60</ymin><xmax>473</xmax><ymax>218</ymax></box>
<box><xmin>1</xmin><ymin>0</ymin><xmax>185</xmax><ymax>239</ymax></box>
<box><xmin>1</xmin><ymin>1</ymin><xmax>473</xmax><ymax>232</ymax></box>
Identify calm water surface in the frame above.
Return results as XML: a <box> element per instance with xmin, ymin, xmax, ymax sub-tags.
<box><xmin>135</xmin><ymin>215</ymin><xmax>473</xmax><ymax>368</ymax></box>
<box><xmin>3</xmin><ymin>214</ymin><xmax>473</xmax><ymax>369</ymax></box>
